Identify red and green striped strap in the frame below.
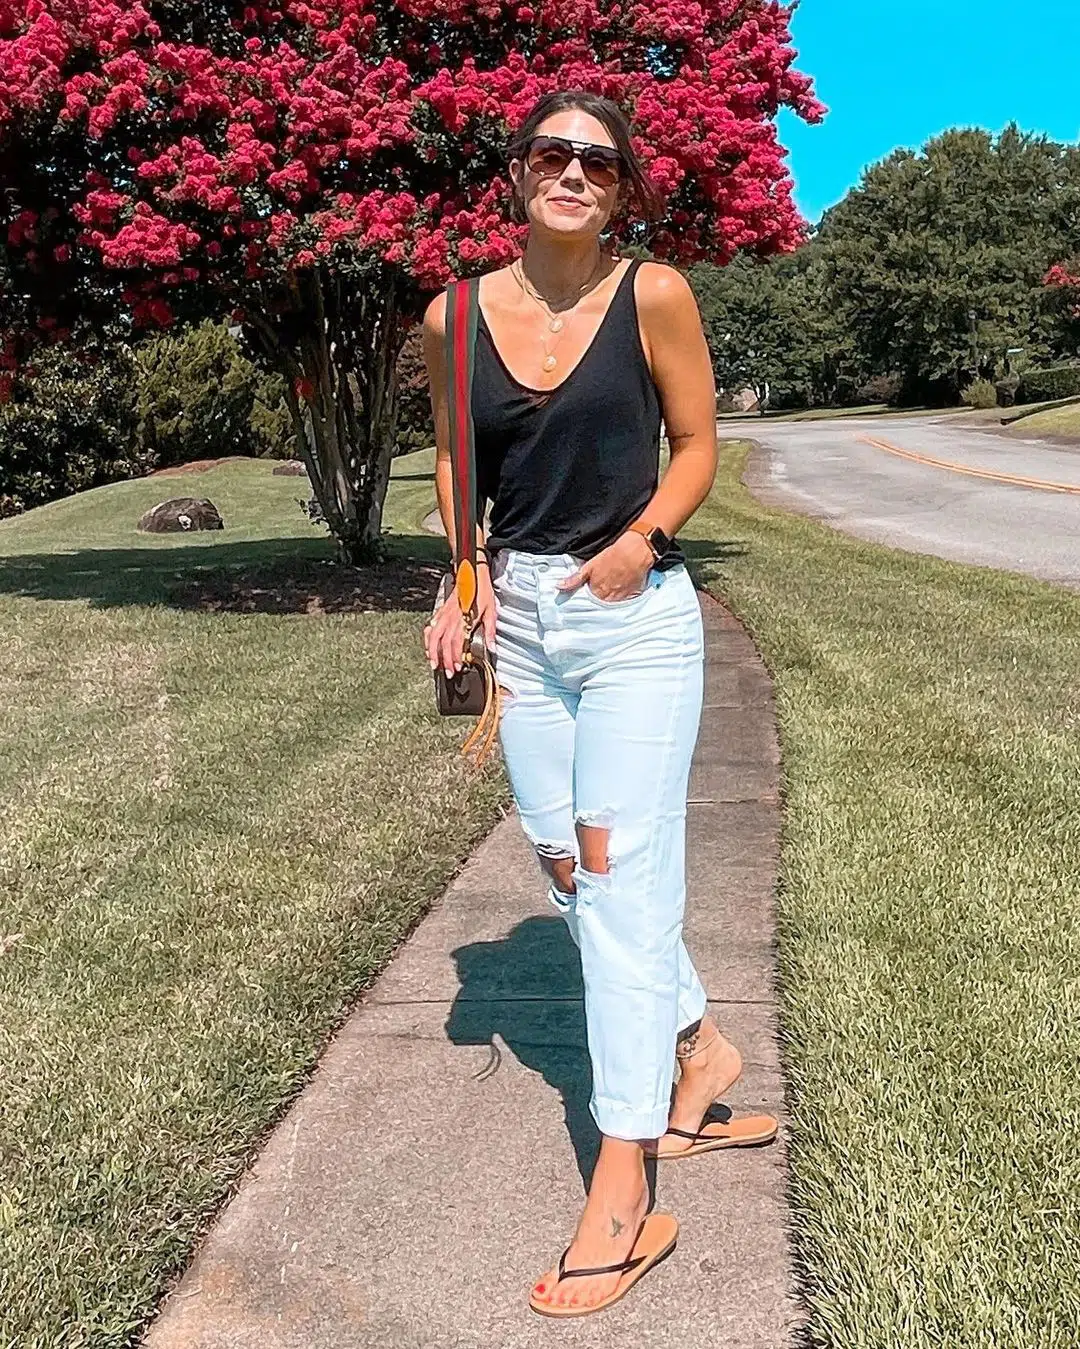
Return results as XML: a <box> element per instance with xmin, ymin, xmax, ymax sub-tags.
<box><xmin>444</xmin><ymin>277</ymin><xmax>481</xmax><ymax>620</ymax></box>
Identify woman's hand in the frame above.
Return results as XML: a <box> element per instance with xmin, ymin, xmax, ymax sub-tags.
<box><xmin>424</xmin><ymin>563</ymin><xmax>497</xmax><ymax>674</ymax></box>
<box><xmin>557</xmin><ymin>531</ymin><xmax>654</xmax><ymax>602</ymax></box>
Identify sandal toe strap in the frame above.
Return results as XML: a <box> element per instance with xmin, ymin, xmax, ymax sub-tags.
<box><xmin>666</xmin><ymin>1103</ymin><xmax>733</xmax><ymax>1143</ymax></box>
<box><xmin>557</xmin><ymin>1247</ymin><xmax>648</xmax><ymax>1282</ymax></box>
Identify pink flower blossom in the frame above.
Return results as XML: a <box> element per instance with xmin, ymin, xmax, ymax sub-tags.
<box><xmin>0</xmin><ymin>0</ymin><xmax>821</xmax><ymax>330</ymax></box>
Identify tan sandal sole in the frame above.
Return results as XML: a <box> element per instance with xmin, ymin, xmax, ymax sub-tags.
<box><xmin>655</xmin><ymin>1112</ymin><xmax>778</xmax><ymax>1159</ymax></box>
<box><xmin>528</xmin><ymin>1213</ymin><xmax>678</xmax><ymax>1318</ymax></box>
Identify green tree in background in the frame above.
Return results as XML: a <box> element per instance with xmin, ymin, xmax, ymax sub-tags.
<box><xmin>817</xmin><ymin>126</ymin><xmax>1080</xmax><ymax>403</ymax></box>
<box><xmin>692</xmin><ymin>247</ymin><xmax>853</xmax><ymax>411</ymax></box>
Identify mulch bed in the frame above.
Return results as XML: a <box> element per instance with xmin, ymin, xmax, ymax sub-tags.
<box><xmin>168</xmin><ymin>556</ymin><xmax>445</xmax><ymax>616</ymax></box>
<box><xmin>151</xmin><ymin>456</ymin><xmax>261</xmax><ymax>476</ymax></box>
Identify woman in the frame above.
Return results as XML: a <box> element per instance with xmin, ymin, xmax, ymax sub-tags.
<box><xmin>423</xmin><ymin>90</ymin><xmax>776</xmax><ymax>1318</ymax></box>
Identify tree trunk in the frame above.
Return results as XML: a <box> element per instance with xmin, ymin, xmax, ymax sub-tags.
<box><xmin>248</xmin><ymin>269</ymin><xmax>406</xmax><ymax>565</ymax></box>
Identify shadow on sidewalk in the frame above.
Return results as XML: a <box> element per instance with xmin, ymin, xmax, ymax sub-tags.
<box><xmin>445</xmin><ymin>916</ymin><xmax>602</xmax><ymax>1190</ymax></box>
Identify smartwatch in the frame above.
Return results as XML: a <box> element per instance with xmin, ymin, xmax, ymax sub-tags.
<box><xmin>628</xmin><ymin>520</ymin><xmax>672</xmax><ymax>561</ymax></box>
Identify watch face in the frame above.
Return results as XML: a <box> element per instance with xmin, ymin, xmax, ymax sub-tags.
<box><xmin>650</xmin><ymin>527</ymin><xmax>672</xmax><ymax>556</ymax></box>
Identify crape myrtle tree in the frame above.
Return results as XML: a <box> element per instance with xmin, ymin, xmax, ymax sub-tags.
<box><xmin>1045</xmin><ymin>262</ymin><xmax>1080</xmax><ymax>356</ymax></box>
<box><xmin>0</xmin><ymin>0</ymin><xmax>822</xmax><ymax>562</ymax></box>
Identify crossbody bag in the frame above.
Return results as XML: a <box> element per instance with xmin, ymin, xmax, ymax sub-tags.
<box><xmin>432</xmin><ymin>277</ymin><xmax>499</xmax><ymax>763</ymax></box>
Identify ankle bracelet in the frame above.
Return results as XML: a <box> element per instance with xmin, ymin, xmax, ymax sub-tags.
<box><xmin>675</xmin><ymin>1029</ymin><xmax>721</xmax><ymax>1062</ymax></box>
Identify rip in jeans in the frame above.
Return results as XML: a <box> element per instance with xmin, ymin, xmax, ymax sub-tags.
<box><xmin>534</xmin><ymin>841</ymin><xmax>576</xmax><ymax>897</ymax></box>
<box><xmin>532</xmin><ymin>815</ymin><xmax>615</xmax><ymax>896</ymax></box>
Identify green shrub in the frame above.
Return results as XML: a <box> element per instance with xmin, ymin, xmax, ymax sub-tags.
<box><xmin>0</xmin><ymin>344</ymin><xmax>152</xmax><ymax>518</ymax></box>
<box><xmin>1017</xmin><ymin>364</ymin><xmax>1080</xmax><ymax>403</ymax></box>
<box><xmin>831</xmin><ymin>375</ymin><xmax>863</xmax><ymax>408</ymax></box>
<box><xmin>855</xmin><ymin>372</ymin><xmax>903</xmax><ymax>406</ymax></box>
<box><xmin>897</xmin><ymin>371</ymin><xmax>963</xmax><ymax>408</ymax></box>
<box><xmin>249</xmin><ymin>390</ymin><xmax>296</xmax><ymax>460</ymax></box>
<box><xmin>961</xmin><ymin>378</ymin><xmax>999</xmax><ymax>409</ymax></box>
<box><xmin>768</xmin><ymin>385</ymin><xmax>810</xmax><ymax>411</ymax></box>
<box><xmin>135</xmin><ymin>321</ymin><xmax>294</xmax><ymax>467</ymax></box>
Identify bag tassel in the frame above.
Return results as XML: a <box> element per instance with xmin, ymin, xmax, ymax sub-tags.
<box><xmin>459</xmin><ymin>654</ymin><xmax>501</xmax><ymax>767</ymax></box>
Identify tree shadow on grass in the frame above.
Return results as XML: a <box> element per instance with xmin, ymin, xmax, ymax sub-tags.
<box><xmin>0</xmin><ymin>528</ymin><xmax>745</xmax><ymax>614</ymax></box>
<box><xmin>0</xmin><ymin>533</ymin><xmax>449</xmax><ymax>614</ymax></box>
<box><xmin>445</xmin><ymin>916</ymin><xmax>603</xmax><ymax>1191</ymax></box>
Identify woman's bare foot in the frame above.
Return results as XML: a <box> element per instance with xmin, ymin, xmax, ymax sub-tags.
<box><xmin>530</xmin><ymin>1137</ymin><xmax>649</xmax><ymax>1313</ymax></box>
<box><xmin>659</xmin><ymin>1016</ymin><xmax>742</xmax><ymax>1154</ymax></box>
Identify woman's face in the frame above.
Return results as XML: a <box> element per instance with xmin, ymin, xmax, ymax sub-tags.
<box><xmin>511</xmin><ymin>109</ymin><xmax>622</xmax><ymax>240</ymax></box>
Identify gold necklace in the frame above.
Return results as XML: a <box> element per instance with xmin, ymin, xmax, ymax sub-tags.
<box><xmin>513</xmin><ymin>256</ymin><xmax>606</xmax><ymax>371</ymax></box>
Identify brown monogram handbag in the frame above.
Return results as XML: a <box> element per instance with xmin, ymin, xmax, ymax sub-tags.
<box><xmin>432</xmin><ymin>277</ymin><xmax>499</xmax><ymax>762</ymax></box>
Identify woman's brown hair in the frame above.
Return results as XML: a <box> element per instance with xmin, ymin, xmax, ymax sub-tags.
<box><xmin>506</xmin><ymin>90</ymin><xmax>665</xmax><ymax>227</ymax></box>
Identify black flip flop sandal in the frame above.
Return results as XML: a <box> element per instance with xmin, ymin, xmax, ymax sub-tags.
<box><xmin>528</xmin><ymin>1213</ymin><xmax>678</xmax><ymax>1318</ymax></box>
<box><xmin>656</xmin><ymin>1101</ymin><xmax>778</xmax><ymax>1159</ymax></box>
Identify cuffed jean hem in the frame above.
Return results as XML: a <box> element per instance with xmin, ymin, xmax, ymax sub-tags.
<box><xmin>591</xmin><ymin>1095</ymin><xmax>672</xmax><ymax>1142</ymax></box>
<box><xmin>547</xmin><ymin>883</ymin><xmax>576</xmax><ymax>914</ymax></box>
<box><xmin>678</xmin><ymin>989</ymin><xmax>710</xmax><ymax>1035</ymax></box>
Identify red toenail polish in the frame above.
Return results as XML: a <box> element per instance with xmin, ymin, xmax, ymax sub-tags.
<box><xmin>536</xmin><ymin>1283</ymin><xmax>546</xmax><ymax>1293</ymax></box>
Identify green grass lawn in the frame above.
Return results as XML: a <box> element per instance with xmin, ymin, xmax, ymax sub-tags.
<box><xmin>684</xmin><ymin>444</ymin><xmax>1080</xmax><ymax>1348</ymax></box>
<box><xmin>1006</xmin><ymin>399</ymin><xmax>1080</xmax><ymax>438</ymax></box>
<box><xmin>718</xmin><ymin>403</ymin><xmax>888</xmax><ymax>422</ymax></box>
<box><xmin>6</xmin><ymin>440</ymin><xmax>1080</xmax><ymax>1346</ymax></box>
<box><xmin>0</xmin><ymin>453</ymin><xmax>505</xmax><ymax>1349</ymax></box>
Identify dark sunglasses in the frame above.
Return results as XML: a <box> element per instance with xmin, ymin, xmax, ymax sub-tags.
<box><xmin>524</xmin><ymin>135</ymin><xmax>624</xmax><ymax>189</ymax></box>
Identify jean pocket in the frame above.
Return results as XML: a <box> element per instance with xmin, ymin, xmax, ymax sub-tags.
<box><xmin>581</xmin><ymin>571</ymin><xmax>660</xmax><ymax>609</ymax></box>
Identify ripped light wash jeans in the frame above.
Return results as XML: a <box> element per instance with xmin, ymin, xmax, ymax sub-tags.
<box><xmin>492</xmin><ymin>549</ymin><xmax>708</xmax><ymax>1140</ymax></box>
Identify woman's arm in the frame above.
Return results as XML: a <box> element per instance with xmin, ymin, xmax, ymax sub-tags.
<box><xmin>421</xmin><ymin>292</ymin><xmax>457</xmax><ymax>552</ymax></box>
<box><xmin>635</xmin><ymin>260</ymin><xmax>719</xmax><ymax>533</ymax></box>
<box><xmin>557</xmin><ymin>262</ymin><xmax>717</xmax><ymax>600</ymax></box>
<box><xmin>422</xmin><ymin>292</ymin><xmax>491</xmax><ymax>563</ymax></box>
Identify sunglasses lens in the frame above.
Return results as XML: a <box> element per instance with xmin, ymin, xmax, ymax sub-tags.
<box><xmin>528</xmin><ymin>139</ymin><xmax>573</xmax><ymax>176</ymax></box>
<box><xmin>582</xmin><ymin>150</ymin><xmax>620</xmax><ymax>187</ymax></box>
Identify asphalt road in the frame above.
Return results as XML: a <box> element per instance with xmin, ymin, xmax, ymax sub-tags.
<box><xmin>725</xmin><ymin>413</ymin><xmax>1080</xmax><ymax>589</ymax></box>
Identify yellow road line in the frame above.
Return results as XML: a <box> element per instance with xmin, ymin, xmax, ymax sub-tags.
<box><xmin>857</xmin><ymin>435</ymin><xmax>1080</xmax><ymax>496</ymax></box>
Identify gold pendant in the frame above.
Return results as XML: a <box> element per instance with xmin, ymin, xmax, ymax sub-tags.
<box><xmin>543</xmin><ymin>354</ymin><xmax>557</xmax><ymax>371</ymax></box>
<box><xmin>549</xmin><ymin>317</ymin><xmax>564</xmax><ymax>333</ymax></box>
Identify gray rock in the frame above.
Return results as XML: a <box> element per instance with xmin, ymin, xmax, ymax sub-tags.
<box><xmin>137</xmin><ymin>497</ymin><xmax>224</xmax><ymax>533</ymax></box>
<box><xmin>271</xmin><ymin>460</ymin><xmax>307</xmax><ymax>476</ymax></box>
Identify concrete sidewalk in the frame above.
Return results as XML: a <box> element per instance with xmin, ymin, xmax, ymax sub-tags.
<box><xmin>146</xmin><ymin>593</ymin><xmax>798</xmax><ymax>1349</ymax></box>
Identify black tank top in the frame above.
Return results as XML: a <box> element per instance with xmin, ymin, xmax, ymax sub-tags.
<box><xmin>472</xmin><ymin>257</ymin><xmax>681</xmax><ymax>565</ymax></box>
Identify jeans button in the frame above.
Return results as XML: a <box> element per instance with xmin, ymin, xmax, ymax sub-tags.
<box><xmin>538</xmin><ymin>563</ymin><xmax>549</xmax><ymax>572</ymax></box>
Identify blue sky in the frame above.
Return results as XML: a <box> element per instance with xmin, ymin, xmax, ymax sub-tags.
<box><xmin>778</xmin><ymin>0</ymin><xmax>1080</xmax><ymax>224</ymax></box>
